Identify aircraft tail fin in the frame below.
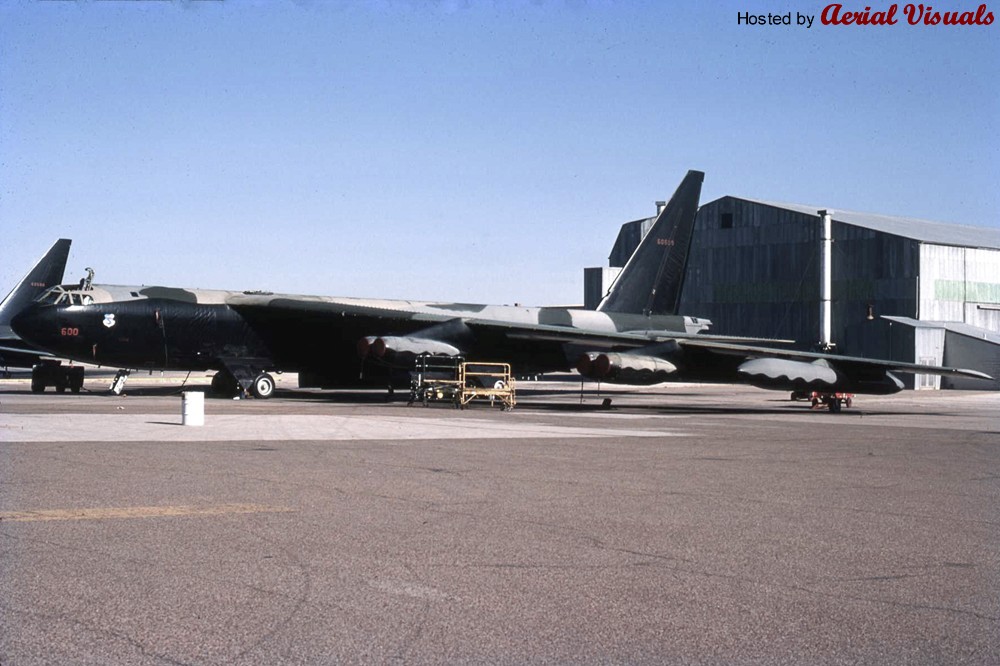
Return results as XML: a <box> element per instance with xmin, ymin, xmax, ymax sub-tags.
<box><xmin>0</xmin><ymin>239</ymin><xmax>72</xmax><ymax>328</ymax></box>
<box><xmin>597</xmin><ymin>170</ymin><xmax>703</xmax><ymax>316</ymax></box>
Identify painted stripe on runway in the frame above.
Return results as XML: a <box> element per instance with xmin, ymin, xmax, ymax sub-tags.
<box><xmin>1</xmin><ymin>413</ymin><xmax>690</xmax><ymax>442</ymax></box>
<box><xmin>0</xmin><ymin>503</ymin><xmax>294</xmax><ymax>523</ymax></box>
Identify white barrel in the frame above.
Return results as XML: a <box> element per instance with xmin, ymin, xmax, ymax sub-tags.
<box><xmin>181</xmin><ymin>391</ymin><xmax>205</xmax><ymax>426</ymax></box>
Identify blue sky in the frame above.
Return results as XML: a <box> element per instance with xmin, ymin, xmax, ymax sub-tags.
<box><xmin>2</xmin><ymin>0</ymin><xmax>997</xmax><ymax>304</ymax></box>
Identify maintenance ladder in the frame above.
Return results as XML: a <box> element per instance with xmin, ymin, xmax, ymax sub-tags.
<box><xmin>409</xmin><ymin>355</ymin><xmax>516</xmax><ymax>411</ymax></box>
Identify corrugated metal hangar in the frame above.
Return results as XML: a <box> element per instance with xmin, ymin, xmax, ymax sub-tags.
<box><xmin>585</xmin><ymin>196</ymin><xmax>1000</xmax><ymax>390</ymax></box>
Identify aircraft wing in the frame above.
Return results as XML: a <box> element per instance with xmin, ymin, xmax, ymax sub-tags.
<box><xmin>496</xmin><ymin>322</ymin><xmax>795</xmax><ymax>348</ymax></box>
<box><xmin>0</xmin><ymin>341</ymin><xmax>56</xmax><ymax>370</ymax></box>
<box><xmin>0</xmin><ymin>342</ymin><xmax>55</xmax><ymax>357</ymax></box>
<box><xmin>674</xmin><ymin>337</ymin><xmax>993</xmax><ymax>381</ymax></box>
<box><xmin>228</xmin><ymin>294</ymin><xmax>452</xmax><ymax>323</ymax></box>
<box><xmin>226</xmin><ymin>296</ymin><xmax>992</xmax><ymax>392</ymax></box>
<box><xmin>462</xmin><ymin>315</ymin><xmax>991</xmax><ymax>387</ymax></box>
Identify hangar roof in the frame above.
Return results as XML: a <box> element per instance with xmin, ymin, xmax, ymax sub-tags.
<box><xmin>738</xmin><ymin>198</ymin><xmax>1000</xmax><ymax>250</ymax></box>
<box><xmin>882</xmin><ymin>316</ymin><xmax>1000</xmax><ymax>345</ymax></box>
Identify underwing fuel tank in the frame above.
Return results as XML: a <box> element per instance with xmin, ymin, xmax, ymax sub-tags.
<box><xmin>737</xmin><ymin>357</ymin><xmax>905</xmax><ymax>394</ymax></box>
<box><xmin>357</xmin><ymin>335</ymin><xmax>462</xmax><ymax>365</ymax></box>
<box><xmin>577</xmin><ymin>352</ymin><xmax>677</xmax><ymax>385</ymax></box>
<box><xmin>737</xmin><ymin>358</ymin><xmax>839</xmax><ymax>389</ymax></box>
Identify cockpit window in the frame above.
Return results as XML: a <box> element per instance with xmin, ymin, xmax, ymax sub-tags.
<box><xmin>38</xmin><ymin>285</ymin><xmax>93</xmax><ymax>306</ymax></box>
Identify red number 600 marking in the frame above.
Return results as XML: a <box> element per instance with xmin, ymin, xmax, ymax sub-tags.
<box><xmin>60</xmin><ymin>327</ymin><xmax>79</xmax><ymax>336</ymax></box>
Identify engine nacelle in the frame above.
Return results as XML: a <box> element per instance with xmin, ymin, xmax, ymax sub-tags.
<box><xmin>577</xmin><ymin>352</ymin><xmax>677</xmax><ymax>385</ymax></box>
<box><xmin>576</xmin><ymin>352</ymin><xmax>600</xmax><ymax>377</ymax></box>
<box><xmin>737</xmin><ymin>358</ymin><xmax>840</xmax><ymax>390</ymax></box>
<box><xmin>357</xmin><ymin>335</ymin><xmax>461</xmax><ymax>365</ymax></box>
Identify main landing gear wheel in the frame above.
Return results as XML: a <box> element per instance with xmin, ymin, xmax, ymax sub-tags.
<box><xmin>251</xmin><ymin>373</ymin><xmax>275</xmax><ymax>399</ymax></box>
<box><xmin>210</xmin><ymin>370</ymin><xmax>239</xmax><ymax>397</ymax></box>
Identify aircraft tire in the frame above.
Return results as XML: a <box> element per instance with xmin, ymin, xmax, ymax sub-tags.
<box><xmin>211</xmin><ymin>371</ymin><xmax>238</xmax><ymax>396</ymax></box>
<box><xmin>251</xmin><ymin>373</ymin><xmax>275</xmax><ymax>399</ymax></box>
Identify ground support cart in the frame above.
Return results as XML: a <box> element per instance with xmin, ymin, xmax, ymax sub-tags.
<box><xmin>457</xmin><ymin>362</ymin><xmax>516</xmax><ymax>411</ymax></box>
<box><xmin>409</xmin><ymin>355</ymin><xmax>465</xmax><ymax>407</ymax></box>
<box><xmin>408</xmin><ymin>356</ymin><xmax>516</xmax><ymax>411</ymax></box>
<box><xmin>809</xmin><ymin>391</ymin><xmax>854</xmax><ymax>412</ymax></box>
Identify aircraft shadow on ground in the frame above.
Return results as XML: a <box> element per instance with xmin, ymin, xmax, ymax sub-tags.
<box><xmin>0</xmin><ymin>385</ymin><xmax>961</xmax><ymax>418</ymax></box>
<box><xmin>504</xmin><ymin>402</ymin><xmax>956</xmax><ymax>417</ymax></box>
<box><xmin>502</xmin><ymin>401</ymin><xmax>813</xmax><ymax>416</ymax></box>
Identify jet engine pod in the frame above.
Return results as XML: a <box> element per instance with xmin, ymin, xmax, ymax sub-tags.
<box><xmin>364</xmin><ymin>335</ymin><xmax>462</xmax><ymax>366</ymax></box>
<box><xmin>576</xmin><ymin>352</ymin><xmax>600</xmax><ymax>378</ymax></box>
<box><xmin>737</xmin><ymin>358</ymin><xmax>839</xmax><ymax>390</ymax></box>
<box><xmin>589</xmin><ymin>352</ymin><xmax>677</xmax><ymax>385</ymax></box>
<box><xmin>356</xmin><ymin>336</ymin><xmax>377</xmax><ymax>359</ymax></box>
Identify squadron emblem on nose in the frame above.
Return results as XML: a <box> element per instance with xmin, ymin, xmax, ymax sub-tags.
<box><xmin>103</xmin><ymin>313</ymin><xmax>116</xmax><ymax>328</ymax></box>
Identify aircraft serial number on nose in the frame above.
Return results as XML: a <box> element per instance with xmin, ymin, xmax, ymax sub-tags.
<box><xmin>60</xmin><ymin>327</ymin><xmax>80</xmax><ymax>336</ymax></box>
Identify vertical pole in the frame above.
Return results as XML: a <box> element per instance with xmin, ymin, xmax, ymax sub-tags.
<box><xmin>818</xmin><ymin>209</ymin><xmax>834</xmax><ymax>350</ymax></box>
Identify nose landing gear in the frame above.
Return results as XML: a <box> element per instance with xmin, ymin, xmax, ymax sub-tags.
<box><xmin>250</xmin><ymin>372</ymin><xmax>275</xmax><ymax>399</ymax></box>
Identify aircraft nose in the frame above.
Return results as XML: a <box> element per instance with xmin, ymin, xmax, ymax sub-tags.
<box><xmin>10</xmin><ymin>305</ymin><xmax>51</xmax><ymax>346</ymax></box>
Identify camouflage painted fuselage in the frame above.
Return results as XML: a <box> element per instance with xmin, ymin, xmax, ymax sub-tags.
<box><xmin>12</xmin><ymin>284</ymin><xmax>709</xmax><ymax>385</ymax></box>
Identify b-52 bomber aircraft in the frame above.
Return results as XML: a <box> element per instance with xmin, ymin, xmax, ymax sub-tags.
<box><xmin>11</xmin><ymin>170</ymin><xmax>992</xmax><ymax>407</ymax></box>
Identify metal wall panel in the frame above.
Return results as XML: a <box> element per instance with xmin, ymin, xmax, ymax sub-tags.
<box><xmin>583</xmin><ymin>267</ymin><xmax>622</xmax><ymax>310</ymax></box>
<box><xmin>919</xmin><ymin>245</ymin><xmax>967</xmax><ymax>321</ymax></box>
<box><xmin>679</xmin><ymin>198</ymin><xmax>920</xmax><ymax>352</ymax></box>
<box><xmin>964</xmin><ymin>248</ymin><xmax>1000</xmax><ymax>329</ymax></box>
<box><xmin>918</xmin><ymin>245</ymin><xmax>1000</xmax><ymax>323</ymax></box>
<box><xmin>679</xmin><ymin>198</ymin><xmax>822</xmax><ymax>343</ymax></box>
<box><xmin>942</xmin><ymin>331</ymin><xmax>1000</xmax><ymax>390</ymax></box>
<box><xmin>913</xmin><ymin>327</ymin><xmax>945</xmax><ymax>390</ymax></box>
<box><xmin>965</xmin><ymin>304</ymin><xmax>1000</xmax><ymax>330</ymax></box>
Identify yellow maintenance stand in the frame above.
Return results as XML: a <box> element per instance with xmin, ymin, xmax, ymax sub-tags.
<box><xmin>409</xmin><ymin>356</ymin><xmax>516</xmax><ymax>411</ymax></box>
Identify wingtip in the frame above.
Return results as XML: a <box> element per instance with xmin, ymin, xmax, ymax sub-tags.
<box><xmin>960</xmin><ymin>368</ymin><xmax>995</xmax><ymax>381</ymax></box>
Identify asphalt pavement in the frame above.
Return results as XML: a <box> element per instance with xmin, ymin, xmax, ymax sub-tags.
<box><xmin>1</xmin><ymin>375</ymin><xmax>998</xmax><ymax>664</ymax></box>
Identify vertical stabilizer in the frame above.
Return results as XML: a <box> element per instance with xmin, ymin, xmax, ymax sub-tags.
<box><xmin>597</xmin><ymin>170</ymin><xmax>703</xmax><ymax>316</ymax></box>
<box><xmin>0</xmin><ymin>239</ymin><xmax>72</xmax><ymax>330</ymax></box>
